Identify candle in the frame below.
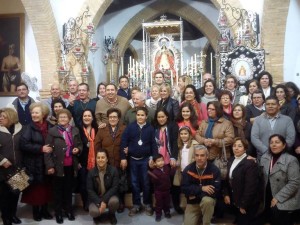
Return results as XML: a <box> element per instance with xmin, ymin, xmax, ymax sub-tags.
<box><xmin>171</xmin><ymin>70</ymin><xmax>173</xmax><ymax>87</ymax></box>
<box><xmin>112</xmin><ymin>63</ymin><xmax>114</xmax><ymax>81</ymax></box>
<box><xmin>121</xmin><ymin>57</ymin><xmax>124</xmax><ymax>76</ymax></box>
<box><xmin>110</xmin><ymin>70</ymin><xmax>112</xmax><ymax>81</ymax></box>
<box><xmin>129</xmin><ymin>56</ymin><xmax>132</xmax><ymax>75</ymax></box>
<box><xmin>210</xmin><ymin>52</ymin><xmax>213</xmax><ymax>75</ymax></box>
<box><xmin>150</xmin><ymin>70</ymin><xmax>153</xmax><ymax>86</ymax></box>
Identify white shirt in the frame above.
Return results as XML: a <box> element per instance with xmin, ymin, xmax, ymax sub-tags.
<box><xmin>229</xmin><ymin>153</ymin><xmax>247</xmax><ymax>179</ymax></box>
<box><xmin>181</xmin><ymin>143</ymin><xmax>190</xmax><ymax>171</ymax></box>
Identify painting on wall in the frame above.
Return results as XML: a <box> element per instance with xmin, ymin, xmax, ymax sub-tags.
<box><xmin>0</xmin><ymin>14</ymin><xmax>25</xmax><ymax>96</ymax></box>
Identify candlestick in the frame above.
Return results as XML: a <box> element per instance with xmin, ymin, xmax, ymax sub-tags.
<box><xmin>210</xmin><ymin>52</ymin><xmax>213</xmax><ymax>75</ymax></box>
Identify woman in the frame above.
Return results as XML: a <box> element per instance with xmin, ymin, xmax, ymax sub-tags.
<box><xmin>258</xmin><ymin>71</ymin><xmax>274</xmax><ymax>98</ymax></box>
<box><xmin>156</xmin><ymin>83</ymin><xmax>179</xmax><ymax>121</ymax></box>
<box><xmin>285</xmin><ymin>82</ymin><xmax>300</xmax><ymax>108</ymax></box>
<box><xmin>223</xmin><ymin>138</ymin><xmax>260</xmax><ymax>225</ymax></box>
<box><xmin>47</xmin><ymin>98</ymin><xmax>67</xmax><ymax>126</ymax></box>
<box><xmin>94</xmin><ymin>108</ymin><xmax>126</xmax><ymax>212</ymax></box>
<box><xmin>201</xmin><ymin>79</ymin><xmax>219</xmax><ymax>105</ymax></box>
<box><xmin>145</xmin><ymin>84</ymin><xmax>161</xmax><ymax>110</ymax></box>
<box><xmin>260</xmin><ymin>134</ymin><xmax>300</xmax><ymax>225</ymax></box>
<box><xmin>231</xmin><ymin>104</ymin><xmax>254</xmax><ymax>156</ymax></box>
<box><xmin>173</xmin><ymin>75</ymin><xmax>192</xmax><ymax>103</ymax></box>
<box><xmin>45</xmin><ymin>109</ymin><xmax>82</xmax><ymax>224</ymax></box>
<box><xmin>87</xmin><ymin>149</ymin><xmax>119</xmax><ymax>225</ymax></box>
<box><xmin>20</xmin><ymin>102</ymin><xmax>53</xmax><ymax>221</ymax></box>
<box><xmin>153</xmin><ymin>108</ymin><xmax>181</xmax><ymax>214</ymax></box>
<box><xmin>77</xmin><ymin>109</ymin><xmax>98</xmax><ymax>212</ymax></box>
<box><xmin>195</xmin><ymin>101</ymin><xmax>234</xmax><ymax>161</ymax></box>
<box><xmin>0</xmin><ymin>108</ymin><xmax>23</xmax><ymax>225</ymax></box>
<box><xmin>274</xmin><ymin>84</ymin><xmax>296</xmax><ymax>120</ymax></box>
<box><xmin>219</xmin><ymin>90</ymin><xmax>233</xmax><ymax>120</ymax></box>
<box><xmin>181</xmin><ymin>84</ymin><xmax>208</xmax><ymax>123</ymax></box>
<box><xmin>293</xmin><ymin>96</ymin><xmax>300</xmax><ymax>161</ymax></box>
<box><xmin>93</xmin><ymin>82</ymin><xmax>107</xmax><ymax>101</ymax></box>
<box><xmin>239</xmin><ymin>79</ymin><xmax>261</xmax><ymax>106</ymax></box>
<box><xmin>176</xmin><ymin>101</ymin><xmax>199</xmax><ymax>137</ymax></box>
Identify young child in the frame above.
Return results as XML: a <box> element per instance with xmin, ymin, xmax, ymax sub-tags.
<box><xmin>148</xmin><ymin>154</ymin><xmax>171</xmax><ymax>222</ymax></box>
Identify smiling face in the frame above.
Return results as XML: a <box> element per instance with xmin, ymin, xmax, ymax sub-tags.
<box><xmin>207</xmin><ymin>104</ymin><xmax>217</xmax><ymax>119</ymax></box>
<box><xmin>78</xmin><ymin>84</ymin><xmax>89</xmax><ymax>101</ymax></box>
<box><xmin>106</xmin><ymin>84</ymin><xmax>117</xmax><ymax>100</ymax></box>
<box><xmin>181</xmin><ymin>106</ymin><xmax>191</xmax><ymax>121</ymax></box>
<box><xmin>275</xmin><ymin>87</ymin><xmax>286</xmax><ymax>101</ymax></box>
<box><xmin>269</xmin><ymin>136</ymin><xmax>286</xmax><ymax>154</ymax></box>
<box><xmin>136</xmin><ymin>110</ymin><xmax>147</xmax><ymax>125</ymax></box>
<box><xmin>50</xmin><ymin>84</ymin><xmax>61</xmax><ymax>99</ymax></box>
<box><xmin>232</xmin><ymin>140</ymin><xmax>246</xmax><ymax>157</ymax></box>
<box><xmin>260</xmin><ymin>75</ymin><xmax>270</xmax><ymax>88</ymax></box>
<box><xmin>82</xmin><ymin>110</ymin><xmax>93</xmax><ymax>127</ymax></box>
<box><xmin>151</xmin><ymin>86</ymin><xmax>160</xmax><ymax>100</ymax></box>
<box><xmin>155</xmin><ymin>73</ymin><xmax>164</xmax><ymax>85</ymax></box>
<box><xmin>108</xmin><ymin>111</ymin><xmax>120</xmax><ymax>127</ymax></box>
<box><xmin>184</xmin><ymin>87</ymin><xmax>196</xmax><ymax>102</ymax></box>
<box><xmin>194</xmin><ymin>148</ymin><xmax>208</xmax><ymax>169</ymax></box>
<box><xmin>157</xmin><ymin>111</ymin><xmax>168</xmax><ymax>126</ymax></box>
<box><xmin>225</xmin><ymin>78</ymin><xmax>236</xmax><ymax>91</ymax></box>
<box><xmin>98</xmin><ymin>84</ymin><xmax>106</xmax><ymax>97</ymax></box>
<box><xmin>248</xmin><ymin>81</ymin><xmax>258</xmax><ymax>94</ymax></box>
<box><xmin>0</xmin><ymin>112</ymin><xmax>9</xmax><ymax>127</ymax></box>
<box><xmin>53</xmin><ymin>102</ymin><xmax>64</xmax><ymax>114</ymax></box>
<box><xmin>58</xmin><ymin>113</ymin><xmax>70</xmax><ymax>127</ymax></box>
<box><xmin>96</xmin><ymin>151</ymin><xmax>108</xmax><ymax>169</ymax></box>
<box><xmin>68</xmin><ymin>80</ymin><xmax>78</xmax><ymax>94</ymax></box>
<box><xmin>160</xmin><ymin>87</ymin><xmax>170</xmax><ymax>100</ymax></box>
<box><xmin>16</xmin><ymin>85</ymin><xmax>29</xmax><ymax>100</ymax></box>
<box><xmin>179</xmin><ymin>129</ymin><xmax>190</xmax><ymax>143</ymax></box>
<box><xmin>31</xmin><ymin>106</ymin><xmax>44</xmax><ymax>123</ymax></box>
<box><xmin>232</xmin><ymin>105</ymin><xmax>243</xmax><ymax>120</ymax></box>
<box><xmin>204</xmin><ymin>81</ymin><xmax>214</xmax><ymax>95</ymax></box>
<box><xmin>154</xmin><ymin>157</ymin><xmax>164</xmax><ymax>169</ymax></box>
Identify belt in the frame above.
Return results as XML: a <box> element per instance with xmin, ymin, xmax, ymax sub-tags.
<box><xmin>130</xmin><ymin>156</ymin><xmax>144</xmax><ymax>160</ymax></box>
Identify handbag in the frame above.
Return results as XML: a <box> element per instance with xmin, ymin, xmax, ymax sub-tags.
<box><xmin>6</xmin><ymin>167</ymin><xmax>32</xmax><ymax>193</ymax></box>
<box><xmin>213</xmin><ymin>140</ymin><xmax>228</xmax><ymax>180</ymax></box>
<box><xmin>118</xmin><ymin>168</ymin><xmax>129</xmax><ymax>194</ymax></box>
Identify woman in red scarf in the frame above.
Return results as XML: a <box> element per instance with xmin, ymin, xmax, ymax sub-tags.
<box><xmin>219</xmin><ymin>90</ymin><xmax>233</xmax><ymax>120</ymax></box>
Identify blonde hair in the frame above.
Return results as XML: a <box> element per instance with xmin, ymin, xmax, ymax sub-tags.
<box><xmin>29</xmin><ymin>102</ymin><xmax>50</xmax><ymax>118</ymax></box>
<box><xmin>160</xmin><ymin>83</ymin><xmax>172</xmax><ymax>95</ymax></box>
<box><xmin>0</xmin><ymin>108</ymin><xmax>19</xmax><ymax>126</ymax></box>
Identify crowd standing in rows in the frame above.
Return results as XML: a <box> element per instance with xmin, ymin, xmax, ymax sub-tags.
<box><xmin>0</xmin><ymin>70</ymin><xmax>300</xmax><ymax>225</ymax></box>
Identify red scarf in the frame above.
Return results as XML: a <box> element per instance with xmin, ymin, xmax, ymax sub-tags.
<box><xmin>84</xmin><ymin>127</ymin><xmax>96</xmax><ymax>170</ymax></box>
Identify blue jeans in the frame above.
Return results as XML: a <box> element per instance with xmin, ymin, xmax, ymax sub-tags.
<box><xmin>129</xmin><ymin>157</ymin><xmax>150</xmax><ymax>206</ymax></box>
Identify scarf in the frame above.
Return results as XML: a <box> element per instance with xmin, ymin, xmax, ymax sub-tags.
<box><xmin>230</xmin><ymin>118</ymin><xmax>246</xmax><ymax>140</ymax></box>
<box><xmin>109</xmin><ymin>124</ymin><xmax>119</xmax><ymax>141</ymax></box>
<box><xmin>34</xmin><ymin>120</ymin><xmax>48</xmax><ymax>140</ymax></box>
<box><xmin>84</xmin><ymin>127</ymin><xmax>96</xmax><ymax>170</ymax></box>
<box><xmin>149</xmin><ymin>97</ymin><xmax>160</xmax><ymax>109</ymax></box>
<box><xmin>57</xmin><ymin>124</ymin><xmax>73</xmax><ymax>161</ymax></box>
<box><xmin>278</xmin><ymin>99</ymin><xmax>286</xmax><ymax>107</ymax></box>
<box><xmin>205</xmin><ymin>117</ymin><xmax>218</xmax><ymax>138</ymax></box>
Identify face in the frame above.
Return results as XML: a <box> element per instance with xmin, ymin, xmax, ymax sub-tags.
<box><xmin>184</xmin><ymin>87</ymin><xmax>195</xmax><ymax>102</ymax></box>
<box><xmin>180</xmin><ymin>129</ymin><xmax>190</xmax><ymax>143</ymax></box>
<box><xmin>204</xmin><ymin>82</ymin><xmax>214</xmax><ymax>95</ymax></box>
<box><xmin>68</xmin><ymin>81</ymin><xmax>78</xmax><ymax>94</ymax></box>
<box><xmin>108</xmin><ymin>112</ymin><xmax>120</xmax><ymax>127</ymax></box>
<box><xmin>0</xmin><ymin>112</ymin><xmax>9</xmax><ymax>127</ymax></box>
<box><xmin>78</xmin><ymin>85</ymin><xmax>89</xmax><ymax>100</ymax></box>
<box><xmin>58</xmin><ymin>113</ymin><xmax>70</xmax><ymax>127</ymax></box>
<box><xmin>260</xmin><ymin>75</ymin><xmax>270</xmax><ymax>88</ymax></box>
<box><xmin>232</xmin><ymin>140</ymin><xmax>246</xmax><ymax>157</ymax></box>
<box><xmin>178</xmin><ymin>77</ymin><xmax>186</xmax><ymax>90</ymax></box>
<box><xmin>157</xmin><ymin>111</ymin><xmax>168</xmax><ymax>126</ymax></box>
<box><xmin>98</xmin><ymin>84</ymin><xmax>106</xmax><ymax>97</ymax></box>
<box><xmin>96</xmin><ymin>152</ymin><xmax>108</xmax><ymax>169</ymax></box>
<box><xmin>220</xmin><ymin>94</ymin><xmax>231</xmax><ymax>106</ymax></box>
<box><xmin>287</xmin><ymin>88</ymin><xmax>294</xmax><ymax>98</ymax></box>
<box><xmin>207</xmin><ymin>104</ymin><xmax>217</xmax><ymax>118</ymax></box>
<box><xmin>275</xmin><ymin>88</ymin><xmax>286</xmax><ymax>101</ymax></box>
<box><xmin>232</xmin><ymin>106</ymin><xmax>243</xmax><ymax>120</ymax></box>
<box><xmin>119</xmin><ymin>78</ymin><xmax>129</xmax><ymax>89</ymax></box>
<box><xmin>53</xmin><ymin>102</ymin><xmax>64</xmax><ymax>114</ymax></box>
<box><xmin>151</xmin><ymin>87</ymin><xmax>160</xmax><ymax>99</ymax></box>
<box><xmin>225</xmin><ymin>78</ymin><xmax>236</xmax><ymax>91</ymax></box>
<box><xmin>265</xmin><ymin>99</ymin><xmax>280</xmax><ymax>117</ymax></box>
<box><xmin>136</xmin><ymin>110</ymin><xmax>147</xmax><ymax>124</ymax></box>
<box><xmin>106</xmin><ymin>85</ymin><xmax>117</xmax><ymax>100</ymax></box>
<box><xmin>133</xmin><ymin>94</ymin><xmax>144</xmax><ymax>107</ymax></box>
<box><xmin>155</xmin><ymin>73</ymin><xmax>164</xmax><ymax>85</ymax></box>
<box><xmin>160</xmin><ymin>87</ymin><xmax>170</xmax><ymax>100</ymax></box>
<box><xmin>8</xmin><ymin>46</ymin><xmax>14</xmax><ymax>55</ymax></box>
<box><xmin>50</xmin><ymin>85</ymin><xmax>61</xmax><ymax>98</ymax></box>
<box><xmin>269</xmin><ymin>136</ymin><xmax>286</xmax><ymax>154</ymax></box>
<box><xmin>82</xmin><ymin>111</ymin><xmax>93</xmax><ymax>126</ymax></box>
<box><xmin>16</xmin><ymin>85</ymin><xmax>29</xmax><ymax>99</ymax></box>
<box><xmin>248</xmin><ymin>82</ymin><xmax>258</xmax><ymax>94</ymax></box>
<box><xmin>194</xmin><ymin>149</ymin><xmax>208</xmax><ymax>168</ymax></box>
<box><xmin>202</xmin><ymin>73</ymin><xmax>212</xmax><ymax>83</ymax></box>
<box><xmin>31</xmin><ymin>107</ymin><xmax>44</xmax><ymax>123</ymax></box>
<box><xmin>181</xmin><ymin>106</ymin><xmax>191</xmax><ymax>120</ymax></box>
<box><xmin>252</xmin><ymin>93</ymin><xmax>264</xmax><ymax>107</ymax></box>
<box><xmin>155</xmin><ymin>157</ymin><xmax>164</xmax><ymax>169</ymax></box>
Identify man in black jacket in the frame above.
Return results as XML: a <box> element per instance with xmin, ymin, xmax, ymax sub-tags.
<box><xmin>181</xmin><ymin>145</ymin><xmax>221</xmax><ymax>225</ymax></box>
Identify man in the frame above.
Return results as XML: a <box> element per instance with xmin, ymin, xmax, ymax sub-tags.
<box><xmin>245</xmin><ymin>89</ymin><xmax>265</xmax><ymax>124</ymax></box>
<box><xmin>224</xmin><ymin>75</ymin><xmax>243</xmax><ymax>104</ymax></box>
<box><xmin>196</xmin><ymin>73</ymin><xmax>220</xmax><ymax>97</ymax></box>
<box><xmin>154</xmin><ymin>71</ymin><xmax>165</xmax><ymax>86</ymax></box>
<box><xmin>95</xmin><ymin>83</ymin><xmax>131</xmax><ymax>127</ymax></box>
<box><xmin>63</xmin><ymin>79</ymin><xmax>79</xmax><ymax>106</ymax></box>
<box><xmin>117</xmin><ymin>76</ymin><xmax>131</xmax><ymax>100</ymax></box>
<box><xmin>181</xmin><ymin>145</ymin><xmax>221</xmax><ymax>225</ymax></box>
<box><xmin>7</xmin><ymin>82</ymin><xmax>35</xmax><ymax>125</ymax></box>
<box><xmin>44</xmin><ymin>83</ymin><xmax>69</xmax><ymax>116</ymax></box>
<box><xmin>124</xmin><ymin>91</ymin><xmax>155</xmax><ymax>125</ymax></box>
<box><xmin>67</xmin><ymin>83</ymin><xmax>97</xmax><ymax>128</ymax></box>
<box><xmin>251</xmin><ymin>96</ymin><xmax>296</xmax><ymax>159</ymax></box>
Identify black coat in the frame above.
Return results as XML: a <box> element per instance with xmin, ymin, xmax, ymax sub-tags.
<box><xmin>157</xmin><ymin>97</ymin><xmax>179</xmax><ymax>121</ymax></box>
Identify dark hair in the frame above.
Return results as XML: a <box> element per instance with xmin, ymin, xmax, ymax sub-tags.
<box><xmin>178</xmin><ymin>126</ymin><xmax>193</xmax><ymax>149</ymax></box>
<box><xmin>51</xmin><ymin>98</ymin><xmax>67</xmax><ymax>118</ymax></box>
<box><xmin>131</xmin><ymin>86</ymin><xmax>141</xmax><ymax>92</ymax></box>
<box><xmin>268</xmin><ymin>134</ymin><xmax>287</xmax><ymax>153</ymax></box>
<box><xmin>78</xmin><ymin>82</ymin><xmax>90</xmax><ymax>91</ymax></box>
<box><xmin>207</xmin><ymin>101</ymin><xmax>224</xmax><ymax>118</ymax></box>
<box><xmin>153</xmin><ymin>153</ymin><xmax>164</xmax><ymax>162</ymax></box>
<box><xmin>285</xmin><ymin>82</ymin><xmax>300</xmax><ymax>98</ymax></box>
<box><xmin>176</xmin><ymin>102</ymin><xmax>199</xmax><ymax>130</ymax></box>
<box><xmin>16</xmin><ymin>82</ymin><xmax>29</xmax><ymax>90</ymax></box>
<box><xmin>274</xmin><ymin>84</ymin><xmax>291</xmax><ymax>102</ymax></box>
<box><xmin>251</xmin><ymin>89</ymin><xmax>265</xmax><ymax>102</ymax></box>
<box><xmin>106</xmin><ymin>83</ymin><xmax>118</xmax><ymax>90</ymax></box>
<box><xmin>153</xmin><ymin>107</ymin><xmax>170</xmax><ymax>127</ymax></box>
<box><xmin>96</xmin><ymin>148</ymin><xmax>109</xmax><ymax>160</ymax></box>
<box><xmin>258</xmin><ymin>71</ymin><xmax>273</xmax><ymax>87</ymax></box>
<box><xmin>106</xmin><ymin>108</ymin><xmax>122</xmax><ymax>119</ymax></box>
<box><xmin>245</xmin><ymin>79</ymin><xmax>261</xmax><ymax>94</ymax></box>
<box><xmin>182</xmin><ymin>84</ymin><xmax>201</xmax><ymax>103</ymax></box>
<box><xmin>218</xmin><ymin>90</ymin><xmax>233</xmax><ymax>101</ymax></box>
<box><xmin>203</xmin><ymin>79</ymin><xmax>216</xmax><ymax>94</ymax></box>
<box><xmin>225</xmin><ymin>74</ymin><xmax>238</xmax><ymax>87</ymax></box>
<box><xmin>97</xmin><ymin>82</ymin><xmax>107</xmax><ymax>95</ymax></box>
<box><xmin>136</xmin><ymin>106</ymin><xmax>148</xmax><ymax>116</ymax></box>
<box><xmin>118</xmin><ymin>75</ymin><xmax>129</xmax><ymax>83</ymax></box>
<box><xmin>265</xmin><ymin>95</ymin><xmax>279</xmax><ymax>105</ymax></box>
<box><xmin>81</xmin><ymin>109</ymin><xmax>98</xmax><ymax>132</ymax></box>
<box><xmin>232</xmin><ymin>103</ymin><xmax>246</xmax><ymax>120</ymax></box>
<box><xmin>154</xmin><ymin>70</ymin><xmax>164</xmax><ymax>78</ymax></box>
<box><xmin>233</xmin><ymin>137</ymin><xmax>249</xmax><ymax>150</ymax></box>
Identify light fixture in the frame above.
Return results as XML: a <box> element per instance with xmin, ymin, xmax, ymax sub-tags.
<box><xmin>102</xmin><ymin>36</ymin><xmax>120</xmax><ymax>65</ymax></box>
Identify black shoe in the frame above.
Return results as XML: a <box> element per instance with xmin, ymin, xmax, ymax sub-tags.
<box><xmin>109</xmin><ymin>213</ymin><xmax>117</xmax><ymax>225</ymax></box>
<box><xmin>2</xmin><ymin>217</ymin><xmax>12</xmax><ymax>225</ymax></box>
<box><xmin>65</xmin><ymin>212</ymin><xmax>75</xmax><ymax>221</ymax></box>
<box><xmin>165</xmin><ymin>212</ymin><xmax>171</xmax><ymax>218</ymax></box>
<box><xmin>83</xmin><ymin>204</ymin><xmax>89</xmax><ymax>212</ymax></box>
<box><xmin>155</xmin><ymin>216</ymin><xmax>161</xmax><ymax>222</ymax></box>
<box><xmin>117</xmin><ymin>203</ymin><xmax>125</xmax><ymax>213</ymax></box>
<box><xmin>55</xmin><ymin>214</ymin><xmax>63</xmax><ymax>224</ymax></box>
<box><xmin>11</xmin><ymin>216</ymin><xmax>21</xmax><ymax>224</ymax></box>
<box><xmin>32</xmin><ymin>206</ymin><xmax>42</xmax><ymax>221</ymax></box>
<box><xmin>41</xmin><ymin>205</ymin><xmax>53</xmax><ymax>220</ymax></box>
<box><xmin>174</xmin><ymin>207</ymin><xmax>184</xmax><ymax>215</ymax></box>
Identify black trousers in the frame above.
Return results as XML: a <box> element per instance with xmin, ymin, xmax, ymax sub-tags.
<box><xmin>77</xmin><ymin>166</ymin><xmax>88</xmax><ymax>206</ymax></box>
<box><xmin>52</xmin><ymin>166</ymin><xmax>74</xmax><ymax>214</ymax></box>
<box><xmin>0</xmin><ymin>182</ymin><xmax>20</xmax><ymax>219</ymax></box>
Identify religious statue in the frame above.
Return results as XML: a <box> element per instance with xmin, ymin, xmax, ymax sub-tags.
<box><xmin>239</xmin><ymin>65</ymin><xmax>246</xmax><ymax>76</ymax></box>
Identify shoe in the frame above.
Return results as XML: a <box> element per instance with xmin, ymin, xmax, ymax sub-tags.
<box><xmin>165</xmin><ymin>212</ymin><xmax>171</xmax><ymax>218</ymax></box>
<box><xmin>83</xmin><ymin>204</ymin><xmax>89</xmax><ymax>212</ymax></box>
<box><xmin>55</xmin><ymin>214</ymin><xmax>63</xmax><ymax>224</ymax></box>
<box><xmin>65</xmin><ymin>212</ymin><xmax>75</xmax><ymax>221</ymax></box>
<box><xmin>2</xmin><ymin>217</ymin><xmax>12</xmax><ymax>225</ymax></box>
<box><xmin>155</xmin><ymin>216</ymin><xmax>161</xmax><ymax>222</ymax></box>
<box><xmin>174</xmin><ymin>206</ymin><xmax>184</xmax><ymax>215</ymax></box>
<box><xmin>109</xmin><ymin>213</ymin><xmax>117</xmax><ymax>225</ymax></box>
<box><xmin>41</xmin><ymin>209</ymin><xmax>53</xmax><ymax>220</ymax></box>
<box><xmin>32</xmin><ymin>206</ymin><xmax>42</xmax><ymax>221</ymax></box>
<box><xmin>117</xmin><ymin>203</ymin><xmax>125</xmax><ymax>213</ymax></box>
<box><xmin>11</xmin><ymin>216</ymin><xmax>21</xmax><ymax>224</ymax></box>
<box><xmin>145</xmin><ymin>205</ymin><xmax>153</xmax><ymax>216</ymax></box>
<box><xmin>128</xmin><ymin>207</ymin><xmax>141</xmax><ymax>217</ymax></box>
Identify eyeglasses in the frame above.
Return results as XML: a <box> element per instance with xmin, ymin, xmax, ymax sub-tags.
<box><xmin>221</xmin><ymin>97</ymin><xmax>230</xmax><ymax>100</ymax></box>
<box><xmin>207</xmin><ymin>108</ymin><xmax>216</xmax><ymax>111</ymax></box>
<box><xmin>108</xmin><ymin>116</ymin><xmax>118</xmax><ymax>119</ymax></box>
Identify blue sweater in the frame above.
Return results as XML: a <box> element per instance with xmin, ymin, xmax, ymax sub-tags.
<box><xmin>120</xmin><ymin>122</ymin><xmax>158</xmax><ymax>159</ymax></box>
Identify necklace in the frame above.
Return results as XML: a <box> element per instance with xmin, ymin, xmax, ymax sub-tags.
<box><xmin>80</xmin><ymin>100</ymin><xmax>90</xmax><ymax>110</ymax></box>
<box><xmin>105</xmin><ymin>97</ymin><xmax>118</xmax><ymax>107</ymax></box>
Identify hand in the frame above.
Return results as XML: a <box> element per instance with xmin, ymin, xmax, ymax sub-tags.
<box><xmin>224</xmin><ymin>195</ymin><xmax>230</xmax><ymax>205</ymax></box>
<box><xmin>148</xmin><ymin>159</ymin><xmax>154</xmax><ymax>168</ymax></box>
<box><xmin>98</xmin><ymin>123</ymin><xmax>106</xmax><ymax>129</ymax></box>
<box><xmin>120</xmin><ymin>159</ymin><xmax>127</xmax><ymax>170</ymax></box>
<box><xmin>99</xmin><ymin>202</ymin><xmax>107</xmax><ymax>214</ymax></box>
<box><xmin>295</xmin><ymin>147</ymin><xmax>300</xmax><ymax>154</ymax></box>
<box><xmin>240</xmin><ymin>208</ymin><xmax>246</xmax><ymax>214</ymax></box>
<box><xmin>3</xmin><ymin>160</ymin><xmax>12</xmax><ymax>168</ymax></box>
<box><xmin>201</xmin><ymin>185</ymin><xmax>215</xmax><ymax>195</ymax></box>
<box><xmin>72</xmin><ymin>148</ymin><xmax>79</xmax><ymax>155</ymax></box>
<box><xmin>42</xmin><ymin>144</ymin><xmax>53</xmax><ymax>153</ymax></box>
<box><xmin>48</xmin><ymin>168</ymin><xmax>55</xmax><ymax>174</ymax></box>
<box><xmin>270</xmin><ymin>198</ymin><xmax>278</xmax><ymax>207</ymax></box>
<box><xmin>123</xmin><ymin>147</ymin><xmax>128</xmax><ymax>155</ymax></box>
<box><xmin>203</xmin><ymin>138</ymin><xmax>210</xmax><ymax>146</ymax></box>
<box><xmin>68</xmin><ymin>95</ymin><xmax>76</xmax><ymax>106</ymax></box>
<box><xmin>170</xmin><ymin>159</ymin><xmax>176</xmax><ymax>168</ymax></box>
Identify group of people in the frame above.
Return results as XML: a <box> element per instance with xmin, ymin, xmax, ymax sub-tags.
<box><xmin>0</xmin><ymin>70</ymin><xmax>300</xmax><ymax>225</ymax></box>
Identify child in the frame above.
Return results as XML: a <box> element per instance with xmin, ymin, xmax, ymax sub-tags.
<box><xmin>148</xmin><ymin>154</ymin><xmax>171</xmax><ymax>222</ymax></box>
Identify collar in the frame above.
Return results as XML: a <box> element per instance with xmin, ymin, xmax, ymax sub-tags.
<box><xmin>234</xmin><ymin>152</ymin><xmax>247</xmax><ymax>160</ymax></box>
<box><xmin>19</xmin><ymin>97</ymin><xmax>29</xmax><ymax>104</ymax></box>
<box><xmin>266</xmin><ymin>113</ymin><xmax>280</xmax><ymax>119</ymax></box>
<box><xmin>137</xmin><ymin>122</ymin><xmax>146</xmax><ymax>129</ymax></box>
<box><xmin>97</xmin><ymin>165</ymin><xmax>107</xmax><ymax>172</ymax></box>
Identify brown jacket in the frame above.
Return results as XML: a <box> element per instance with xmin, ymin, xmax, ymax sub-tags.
<box><xmin>94</xmin><ymin>123</ymin><xmax>126</xmax><ymax>168</ymax></box>
<box><xmin>195</xmin><ymin>117</ymin><xmax>234</xmax><ymax>160</ymax></box>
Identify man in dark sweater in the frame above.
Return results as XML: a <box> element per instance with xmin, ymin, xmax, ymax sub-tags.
<box><xmin>117</xmin><ymin>76</ymin><xmax>131</xmax><ymax>100</ymax></box>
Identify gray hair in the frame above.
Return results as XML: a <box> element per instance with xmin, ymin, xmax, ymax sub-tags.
<box><xmin>135</xmin><ymin>91</ymin><xmax>146</xmax><ymax>101</ymax></box>
<box><xmin>194</xmin><ymin>144</ymin><xmax>209</xmax><ymax>156</ymax></box>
